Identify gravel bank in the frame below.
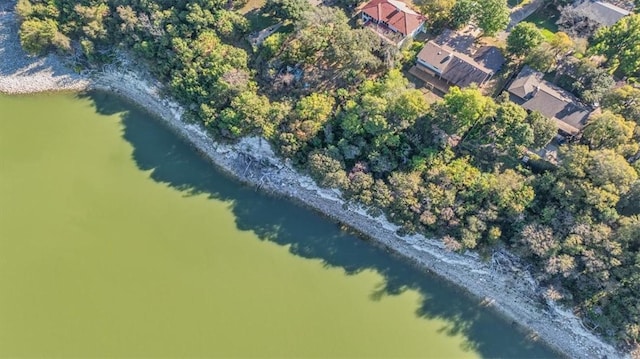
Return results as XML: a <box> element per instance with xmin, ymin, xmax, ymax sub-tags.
<box><xmin>0</xmin><ymin>10</ymin><xmax>627</xmax><ymax>359</ymax></box>
<box><xmin>0</xmin><ymin>12</ymin><xmax>89</xmax><ymax>93</ymax></box>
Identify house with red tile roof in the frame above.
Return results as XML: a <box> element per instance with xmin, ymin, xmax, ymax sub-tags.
<box><xmin>359</xmin><ymin>0</ymin><xmax>426</xmax><ymax>46</ymax></box>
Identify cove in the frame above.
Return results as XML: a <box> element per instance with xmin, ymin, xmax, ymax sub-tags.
<box><xmin>0</xmin><ymin>91</ymin><xmax>559</xmax><ymax>358</ymax></box>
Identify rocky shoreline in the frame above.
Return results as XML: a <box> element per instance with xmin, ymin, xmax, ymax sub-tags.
<box><xmin>0</xmin><ymin>10</ymin><xmax>626</xmax><ymax>359</ymax></box>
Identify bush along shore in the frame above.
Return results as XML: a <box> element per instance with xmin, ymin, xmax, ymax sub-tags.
<box><xmin>0</xmin><ymin>9</ymin><xmax>629</xmax><ymax>358</ymax></box>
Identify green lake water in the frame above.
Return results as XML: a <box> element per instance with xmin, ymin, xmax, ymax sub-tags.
<box><xmin>0</xmin><ymin>92</ymin><xmax>559</xmax><ymax>358</ymax></box>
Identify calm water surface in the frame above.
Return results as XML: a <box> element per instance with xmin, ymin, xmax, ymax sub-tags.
<box><xmin>0</xmin><ymin>92</ymin><xmax>559</xmax><ymax>358</ymax></box>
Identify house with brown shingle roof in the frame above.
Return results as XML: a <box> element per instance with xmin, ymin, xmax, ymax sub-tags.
<box><xmin>558</xmin><ymin>0</ymin><xmax>630</xmax><ymax>38</ymax></box>
<box><xmin>507</xmin><ymin>66</ymin><xmax>593</xmax><ymax>136</ymax></box>
<box><xmin>411</xmin><ymin>40</ymin><xmax>504</xmax><ymax>90</ymax></box>
<box><xmin>359</xmin><ymin>0</ymin><xmax>426</xmax><ymax>46</ymax></box>
<box><xmin>571</xmin><ymin>0</ymin><xmax>629</xmax><ymax>27</ymax></box>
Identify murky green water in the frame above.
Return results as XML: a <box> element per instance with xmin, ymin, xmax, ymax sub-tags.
<box><xmin>0</xmin><ymin>92</ymin><xmax>559</xmax><ymax>358</ymax></box>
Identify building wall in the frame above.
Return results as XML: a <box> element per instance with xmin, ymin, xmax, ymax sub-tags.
<box><xmin>416</xmin><ymin>58</ymin><xmax>443</xmax><ymax>74</ymax></box>
<box><xmin>409</xmin><ymin>22</ymin><xmax>425</xmax><ymax>37</ymax></box>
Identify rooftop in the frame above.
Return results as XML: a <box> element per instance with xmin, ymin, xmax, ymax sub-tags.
<box><xmin>360</xmin><ymin>0</ymin><xmax>426</xmax><ymax>36</ymax></box>
<box><xmin>508</xmin><ymin>66</ymin><xmax>592</xmax><ymax>135</ymax></box>
<box><xmin>416</xmin><ymin>39</ymin><xmax>504</xmax><ymax>88</ymax></box>
<box><xmin>572</xmin><ymin>0</ymin><xmax>630</xmax><ymax>26</ymax></box>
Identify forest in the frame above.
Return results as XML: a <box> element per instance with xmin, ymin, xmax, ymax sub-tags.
<box><xmin>14</xmin><ymin>0</ymin><xmax>640</xmax><ymax>350</ymax></box>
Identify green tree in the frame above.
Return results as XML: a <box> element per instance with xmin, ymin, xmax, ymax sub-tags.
<box><xmin>74</xmin><ymin>3</ymin><xmax>110</xmax><ymax>40</ymax></box>
<box><xmin>295</xmin><ymin>93</ymin><xmax>334</xmax><ymax>124</ymax></box>
<box><xmin>448</xmin><ymin>0</ymin><xmax>509</xmax><ymax>35</ymax></box>
<box><xmin>493</xmin><ymin>169</ymin><xmax>535</xmax><ymax>215</ymax></box>
<box><xmin>476</xmin><ymin>0</ymin><xmax>510</xmax><ymax>36</ymax></box>
<box><xmin>15</xmin><ymin>0</ymin><xmax>61</xmax><ymax>19</ymax></box>
<box><xmin>526</xmin><ymin>111</ymin><xmax>557</xmax><ymax>149</ymax></box>
<box><xmin>591</xmin><ymin>14</ymin><xmax>640</xmax><ymax>77</ymax></box>
<box><xmin>525</xmin><ymin>43</ymin><xmax>558</xmax><ymax>72</ymax></box>
<box><xmin>261</xmin><ymin>32</ymin><xmax>287</xmax><ymax>58</ymax></box>
<box><xmin>582</xmin><ymin>111</ymin><xmax>637</xmax><ymax>153</ymax></box>
<box><xmin>438</xmin><ymin>86</ymin><xmax>495</xmax><ymax>135</ymax></box>
<box><xmin>466</xmin><ymin>100</ymin><xmax>534</xmax><ymax>157</ymax></box>
<box><xmin>19</xmin><ymin>18</ymin><xmax>70</xmax><ymax>55</ymax></box>
<box><xmin>494</xmin><ymin>101</ymin><xmax>534</xmax><ymax>152</ymax></box>
<box><xmin>346</xmin><ymin>165</ymin><xmax>375</xmax><ymax>205</ymax></box>
<box><xmin>507</xmin><ymin>22</ymin><xmax>544</xmax><ymax>57</ymax></box>
<box><xmin>549</xmin><ymin>31</ymin><xmax>573</xmax><ymax>57</ymax></box>
<box><xmin>116</xmin><ymin>5</ymin><xmax>138</xmax><ymax>34</ymax></box>
<box><xmin>264</xmin><ymin>0</ymin><xmax>311</xmax><ymax>21</ymax></box>
<box><xmin>618</xmin><ymin>182</ymin><xmax>640</xmax><ymax>215</ymax></box>
<box><xmin>558</xmin><ymin>59</ymin><xmax>614</xmax><ymax>104</ymax></box>
<box><xmin>588</xmin><ymin>149</ymin><xmax>638</xmax><ymax>192</ymax></box>
<box><xmin>283</xmin><ymin>7</ymin><xmax>381</xmax><ymax>79</ymax></box>
<box><xmin>449</xmin><ymin>0</ymin><xmax>476</xmax><ymax>29</ymax></box>
<box><xmin>388</xmin><ymin>89</ymin><xmax>430</xmax><ymax>129</ymax></box>
<box><xmin>388</xmin><ymin>171</ymin><xmax>424</xmax><ymax>227</ymax></box>
<box><xmin>215</xmin><ymin>10</ymin><xmax>249</xmax><ymax>39</ymax></box>
<box><xmin>289</xmin><ymin>93</ymin><xmax>335</xmax><ymax>141</ymax></box>
<box><xmin>372</xmin><ymin>179</ymin><xmax>394</xmax><ymax>209</ymax></box>
<box><xmin>415</xmin><ymin>0</ymin><xmax>457</xmax><ymax>27</ymax></box>
<box><xmin>307</xmin><ymin>151</ymin><xmax>348</xmax><ymax>188</ymax></box>
<box><xmin>227</xmin><ymin>91</ymin><xmax>274</xmax><ymax>136</ymax></box>
<box><xmin>602</xmin><ymin>85</ymin><xmax>640</xmax><ymax>124</ymax></box>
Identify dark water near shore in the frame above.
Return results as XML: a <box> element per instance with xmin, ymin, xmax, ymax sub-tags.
<box><xmin>0</xmin><ymin>91</ymin><xmax>559</xmax><ymax>357</ymax></box>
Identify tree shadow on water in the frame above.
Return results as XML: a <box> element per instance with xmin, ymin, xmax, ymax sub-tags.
<box><xmin>80</xmin><ymin>90</ymin><xmax>561</xmax><ymax>359</ymax></box>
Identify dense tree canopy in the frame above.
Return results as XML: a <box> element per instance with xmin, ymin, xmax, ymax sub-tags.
<box><xmin>263</xmin><ymin>0</ymin><xmax>311</xmax><ymax>21</ymax></box>
<box><xmin>582</xmin><ymin>111</ymin><xmax>637</xmax><ymax>154</ymax></box>
<box><xmin>603</xmin><ymin>85</ymin><xmax>640</xmax><ymax>124</ymax></box>
<box><xmin>525</xmin><ymin>43</ymin><xmax>558</xmax><ymax>72</ymax></box>
<box><xmin>416</xmin><ymin>0</ymin><xmax>456</xmax><ymax>27</ymax></box>
<box><xmin>557</xmin><ymin>58</ymin><xmax>615</xmax><ymax>104</ymax></box>
<box><xmin>526</xmin><ymin>111</ymin><xmax>557</xmax><ymax>149</ymax></box>
<box><xmin>476</xmin><ymin>0</ymin><xmax>510</xmax><ymax>36</ymax></box>
<box><xmin>448</xmin><ymin>0</ymin><xmax>509</xmax><ymax>35</ymax></box>
<box><xmin>591</xmin><ymin>14</ymin><xmax>640</xmax><ymax>77</ymax></box>
<box><xmin>449</xmin><ymin>0</ymin><xmax>476</xmax><ymax>29</ymax></box>
<box><xmin>507</xmin><ymin>22</ymin><xmax>544</xmax><ymax>57</ymax></box>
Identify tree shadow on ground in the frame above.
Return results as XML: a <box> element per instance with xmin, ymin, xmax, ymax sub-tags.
<box><xmin>80</xmin><ymin>90</ymin><xmax>561</xmax><ymax>359</ymax></box>
<box><xmin>0</xmin><ymin>12</ymin><xmax>82</xmax><ymax>78</ymax></box>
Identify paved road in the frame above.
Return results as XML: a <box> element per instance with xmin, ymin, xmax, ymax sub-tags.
<box><xmin>496</xmin><ymin>0</ymin><xmax>545</xmax><ymax>40</ymax></box>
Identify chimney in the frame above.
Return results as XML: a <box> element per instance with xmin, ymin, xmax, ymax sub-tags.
<box><xmin>529</xmin><ymin>84</ymin><xmax>541</xmax><ymax>99</ymax></box>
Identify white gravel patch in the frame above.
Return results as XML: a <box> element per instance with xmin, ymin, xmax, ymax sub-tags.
<box><xmin>0</xmin><ymin>12</ymin><xmax>89</xmax><ymax>94</ymax></box>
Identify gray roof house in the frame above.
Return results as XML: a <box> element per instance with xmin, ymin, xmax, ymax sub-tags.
<box><xmin>413</xmin><ymin>40</ymin><xmax>505</xmax><ymax>89</ymax></box>
<box><xmin>507</xmin><ymin>66</ymin><xmax>593</xmax><ymax>136</ymax></box>
<box><xmin>571</xmin><ymin>0</ymin><xmax>630</xmax><ymax>26</ymax></box>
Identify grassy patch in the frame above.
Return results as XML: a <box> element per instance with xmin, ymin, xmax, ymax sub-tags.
<box><xmin>525</xmin><ymin>6</ymin><xmax>560</xmax><ymax>41</ymax></box>
<box><xmin>239</xmin><ymin>0</ymin><xmax>266</xmax><ymax>14</ymax></box>
<box><xmin>240</xmin><ymin>0</ymin><xmax>280</xmax><ymax>32</ymax></box>
<box><xmin>538</xmin><ymin>28</ymin><xmax>556</xmax><ymax>41</ymax></box>
<box><xmin>245</xmin><ymin>9</ymin><xmax>278</xmax><ymax>31</ymax></box>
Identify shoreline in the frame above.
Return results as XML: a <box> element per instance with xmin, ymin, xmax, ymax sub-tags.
<box><xmin>0</xmin><ymin>11</ymin><xmax>626</xmax><ymax>359</ymax></box>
